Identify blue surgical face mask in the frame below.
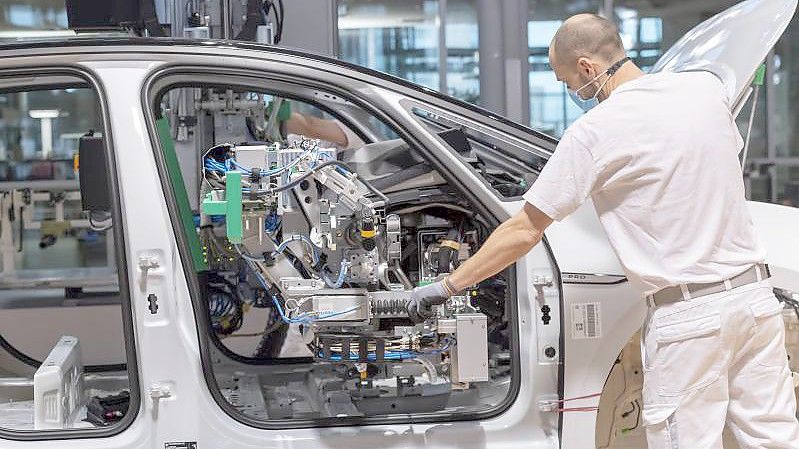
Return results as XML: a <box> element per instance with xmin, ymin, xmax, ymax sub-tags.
<box><xmin>567</xmin><ymin>56</ymin><xmax>631</xmax><ymax>112</ymax></box>
<box><xmin>568</xmin><ymin>88</ymin><xmax>600</xmax><ymax>112</ymax></box>
<box><xmin>568</xmin><ymin>70</ymin><xmax>611</xmax><ymax>112</ymax></box>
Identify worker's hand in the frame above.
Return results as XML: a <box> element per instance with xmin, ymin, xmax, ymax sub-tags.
<box><xmin>406</xmin><ymin>280</ymin><xmax>450</xmax><ymax>323</ymax></box>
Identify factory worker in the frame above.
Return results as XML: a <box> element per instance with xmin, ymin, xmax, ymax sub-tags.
<box><xmin>258</xmin><ymin>99</ymin><xmax>364</xmax><ymax>150</ymax></box>
<box><xmin>285</xmin><ymin>112</ymin><xmax>364</xmax><ymax>150</ymax></box>
<box><xmin>407</xmin><ymin>13</ymin><xmax>799</xmax><ymax>449</ymax></box>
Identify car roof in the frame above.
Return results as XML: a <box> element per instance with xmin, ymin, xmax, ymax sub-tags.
<box><xmin>0</xmin><ymin>37</ymin><xmax>557</xmax><ymax>147</ymax></box>
<box><xmin>0</xmin><ymin>36</ymin><xmax>372</xmax><ymax>72</ymax></box>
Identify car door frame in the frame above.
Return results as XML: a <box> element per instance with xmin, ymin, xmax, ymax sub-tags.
<box><xmin>139</xmin><ymin>48</ymin><xmax>564</xmax><ymax>438</ymax></box>
<box><xmin>0</xmin><ymin>66</ymin><xmax>141</xmax><ymax>443</ymax></box>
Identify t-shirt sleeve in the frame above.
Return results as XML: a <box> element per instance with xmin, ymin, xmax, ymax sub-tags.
<box><xmin>713</xmin><ymin>72</ymin><xmax>745</xmax><ymax>154</ymax></box>
<box><xmin>522</xmin><ymin>131</ymin><xmax>599</xmax><ymax>221</ymax></box>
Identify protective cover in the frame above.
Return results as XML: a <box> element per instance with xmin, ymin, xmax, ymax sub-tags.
<box><xmin>651</xmin><ymin>0</ymin><xmax>797</xmax><ymax>110</ymax></box>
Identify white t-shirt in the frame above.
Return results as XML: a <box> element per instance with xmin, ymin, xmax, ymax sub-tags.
<box><xmin>523</xmin><ymin>71</ymin><xmax>766</xmax><ymax>295</ymax></box>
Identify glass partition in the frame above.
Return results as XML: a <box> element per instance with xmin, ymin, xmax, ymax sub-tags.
<box><xmin>337</xmin><ymin>0</ymin><xmax>480</xmax><ymax>102</ymax></box>
<box><xmin>527</xmin><ymin>0</ymin><xmax>600</xmax><ymax>137</ymax></box>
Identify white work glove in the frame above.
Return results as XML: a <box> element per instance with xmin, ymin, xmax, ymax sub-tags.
<box><xmin>406</xmin><ymin>279</ymin><xmax>451</xmax><ymax>323</ymax></box>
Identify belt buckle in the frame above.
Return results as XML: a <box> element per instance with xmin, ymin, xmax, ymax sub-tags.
<box><xmin>755</xmin><ymin>263</ymin><xmax>769</xmax><ymax>281</ymax></box>
<box><xmin>723</xmin><ymin>278</ymin><xmax>733</xmax><ymax>291</ymax></box>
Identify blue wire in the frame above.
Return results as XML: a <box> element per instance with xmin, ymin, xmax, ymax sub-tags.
<box><xmin>205</xmin><ymin>159</ymin><xmax>227</xmax><ymax>169</ymax></box>
<box><xmin>274</xmin><ymin>235</ymin><xmax>320</xmax><ymax>264</ymax></box>
<box><xmin>230</xmin><ymin>159</ymin><xmax>251</xmax><ymax>174</ymax></box>
<box><xmin>293</xmin><ymin>305</ymin><xmax>360</xmax><ymax>322</ymax></box>
<box><xmin>271</xmin><ymin>293</ymin><xmax>306</xmax><ymax>324</ymax></box>
<box><xmin>322</xmin><ymin>260</ymin><xmax>350</xmax><ymax>288</ymax></box>
<box><xmin>243</xmin><ymin>257</ymin><xmax>448</xmax><ymax>357</ymax></box>
<box><xmin>240</xmin><ymin>259</ymin><xmax>307</xmax><ymax>325</ymax></box>
<box><xmin>264</xmin><ymin>212</ymin><xmax>281</xmax><ymax>233</ymax></box>
<box><xmin>265</xmin><ymin>215</ymin><xmax>281</xmax><ymax>233</ymax></box>
<box><xmin>321</xmin><ymin>343</ymin><xmax>450</xmax><ymax>361</ymax></box>
<box><xmin>244</xmin><ymin>258</ymin><xmax>354</xmax><ymax>325</ymax></box>
<box><xmin>226</xmin><ymin>146</ymin><xmax>317</xmax><ymax>177</ymax></box>
<box><xmin>205</xmin><ymin>163</ymin><xmax>225</xmax><ymax>172</ymax></box>
<box><xmin>269</xmin><ymin>293</ymin><xmax>361</xmax><ymax>325</ymax></box>
<box><xmin>204</xmin><ymin>145</ymin><xmax>322</xmax><ymax>194</ymax></box>
<box><xmin>321</xmin><ymin>351</ymin><xmax>418</xmax><ymax>361</ymax></box>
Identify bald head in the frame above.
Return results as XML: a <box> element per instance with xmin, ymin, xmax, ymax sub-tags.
<box><xmin>550</xmin><ymin>14</ymin><xmax>626</xmax><ymax>69</ymax></box>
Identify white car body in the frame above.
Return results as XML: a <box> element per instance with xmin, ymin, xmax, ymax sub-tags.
<box><xmin>0</xmin><ymin>0</ymin><xmax>796</xmax><ymax>448</ymax></box>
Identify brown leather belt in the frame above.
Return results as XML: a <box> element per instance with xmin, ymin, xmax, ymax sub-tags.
<box><xmin>646</xmin><ymin>263</ymin><xmax>770</xmax><ymax>307</ymax></box>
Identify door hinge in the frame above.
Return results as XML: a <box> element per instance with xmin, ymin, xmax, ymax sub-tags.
<box><xmin>533</xmin><ymin>275</ymin><xmax>553</xmax><ymax>306</ymax></box>
<box><xmin>532</xmin><ymin>275</ymin><xmax>554</xmax><ymax>324</ymax></box>
<box><xmin>149</xmin><ymin>383</ymin><xmax>172</xmax><ymax>400</ymax></box>
<box><xmin>537</xmin><ymin>394</ymin><xmax>560</xmax><ymax>412</ymax></box>
<box><xmin>138</xmin><ymin>256</ymin><xmax>160</xmax><ymax>272</ymax></box>
<box><xmin>532</xmin><ymin>275</ymin><xmax>553</xmax><ymax>287</ymax></box>
<box><xmin>138</xmin><ymin>256</ymin><xmax>160</xmax><ymax>290</ymax></box>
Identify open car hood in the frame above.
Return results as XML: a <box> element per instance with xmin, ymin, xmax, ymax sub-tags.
<box><xmin>651</xmin><ymin>0</ymin><xmax>797</xmax><ymax>112</ymax></box>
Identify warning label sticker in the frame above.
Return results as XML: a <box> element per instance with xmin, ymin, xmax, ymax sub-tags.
<box><xmin>165</xmin><ymin>443</ymin><xmax>197</xmax><ymax>449</ymax></box>
<box><xmin>571</xmin><ymin>302</ymin><xmax>601</xmax><ymax>339</ymax></box>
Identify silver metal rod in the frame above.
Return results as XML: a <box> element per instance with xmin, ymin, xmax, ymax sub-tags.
<box><xmin>0</xmin><ymin>378</ymin><xmax>33</xmax><ymax>387</ymax></box>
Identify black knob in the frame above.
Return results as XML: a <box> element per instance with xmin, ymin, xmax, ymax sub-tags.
<box><xmin>541</xmin><ymin>305</ymin><xmax>552</xmax><ymax>325</ymax></box>
<box><xmin>39</xmin><ymin>234</ymin><xmax>57</xmax><ymax>248</ymax></box>
<box><xmin>544</xmin><ymin>347</ymin><xmax>556</xmax><ymax>358</ymax></box>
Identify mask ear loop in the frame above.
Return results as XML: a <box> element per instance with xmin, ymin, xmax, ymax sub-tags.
<box><xmin>588</xmin><ymin>56</ymin><xmax>631</xmax><ymax>100</ymax></box>
<box><xmin>573</xmin><ymin>56</ymin><xmax>632</xmax><ymax>98</ymax></box>
<box><xmin>574</xmin><ymin>68</ymin><xmax>606</xmax><ymax>96</ymax></box>
<box><xmin>591</xmin><ymin>72</ymin><xmax>613</xmax><ymax>101</ymax></box>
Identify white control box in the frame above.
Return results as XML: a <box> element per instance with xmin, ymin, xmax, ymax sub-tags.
<box><xmin>34</xmin><ymin>336</ymin><xmax>84</xmax><ymax>430</ymax></box>
<box><xmin>452</xmin><ymin>313</ymin><xmax>489</xmax><ymax>383</ymax></box>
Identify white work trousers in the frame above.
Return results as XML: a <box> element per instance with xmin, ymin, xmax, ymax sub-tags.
<box><xmin>640</xmin><ymin>279</ymin><xmax>799</xmax><ymax>449</ymax></box>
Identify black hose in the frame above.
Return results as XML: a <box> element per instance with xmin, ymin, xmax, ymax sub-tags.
<box><xmin>0</xmin><ymin>332</ymin><xmax>126</xmax><ymax>373</ymax></box>
<box><xmin>259</xmin><ymin>0</ymin><xmax>285</xmax><ymax>44</ymax></box>
<box><xmin>272</xmin><ymin>160</ymin><xmax>345</xmax><ymax>192</ymax></box>
<box><xmin>261</xmin><ymin>0</ymin><xmax>273</xmax><ymax>23</ymax></box>
<box><xmin>0</xmin><ymin>333</ymin><xmax>39</xmax><ymax>368</ymax></box>
<box><xmin>17</xmin><ymin>206</ymin><xmax>23</xmax><ymax>252</ymax></box>
<box><xmin>276</xmin><ymin>0</ymin><xmax>285</xmax><ymax>43</ymax></box>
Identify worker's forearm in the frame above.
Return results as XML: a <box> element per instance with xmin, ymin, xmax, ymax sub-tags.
<box><xmin>286</xmin><ymin>114</ymin><xmax>347</xmax><ymax>146</ymax></box>
<box><xmin>447</xmin><ymin>220</ymin><xmax>542</xmax><ymax>292</ymax></box>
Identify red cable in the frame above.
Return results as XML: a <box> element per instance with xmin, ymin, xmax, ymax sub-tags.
<box><xmin>555</xmin><ymin>392</ymin><xmax>602</xmax><ymax>403</ymax></box>
<box><xmin>556</xmin><ymin>407</ymin><xmax>599</xmax><ymax>412</ymax></box>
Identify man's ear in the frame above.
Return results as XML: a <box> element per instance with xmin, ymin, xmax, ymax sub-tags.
<box><xmin>576</xmin><ymin>57</ymin><xmax>594</xmax><ymax>76</ymax></box>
